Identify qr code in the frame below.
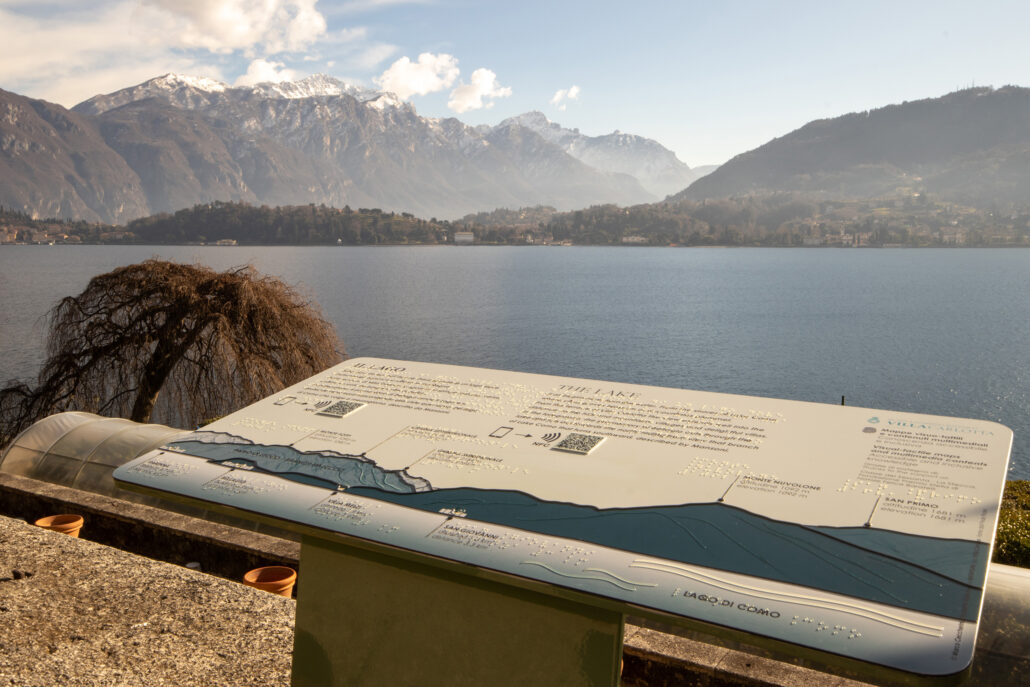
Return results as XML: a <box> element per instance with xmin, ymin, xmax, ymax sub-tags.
<box><xmin>551</xmin><ymin>433</ymin><xmax>605</xmax><ymax>455</ymax></box>
<box><xmin>316</xmin><ymin>400</ymin><xmax>365</xmax><ymax>418</ymax></box>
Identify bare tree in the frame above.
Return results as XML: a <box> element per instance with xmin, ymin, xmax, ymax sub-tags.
<box><xmin>1</xmin><ymin>260</ymin><xmax>343</xmax><ymax>444</ymax></box>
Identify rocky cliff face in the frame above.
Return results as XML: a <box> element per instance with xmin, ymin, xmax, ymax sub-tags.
<box><xmin>0</xmin><ymin>89</ymin><xmax>149</xmax><ymax>223</ymax></box>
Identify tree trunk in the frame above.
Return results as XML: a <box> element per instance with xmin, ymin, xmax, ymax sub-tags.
<box><xmin>130</xmin><ymin>342</ymin><xmax>179</xmax><ymax>423</ymax></box>
<box><xmin>129</xmin><ymin>314</ymin><xmax>199</xmax><ymax>423</ymax></box>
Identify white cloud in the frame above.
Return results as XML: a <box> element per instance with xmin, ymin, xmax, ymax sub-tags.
<box><xmin>0</xmin><ymin>3</ymin><xmax>224</xmax><ymax>105</ymax></box>
<box><xmin>0</xmin><ymin>0</ymin><xmax>340</xmax><ymax>107</ymax></box>
<box><xmin>141</xmin><ymin>0</ymin><xmax>327</xmax><ymax>54</ymax></box>
<box><xmin>374</xmin><ymin>52</ymin><xmax>458</xmax><ymax>100</ymax></box>
<box><xmin>447</xmin><ymin>68</ymin><xmax>511</xmax><ymax>113</ymax></box>
<box><xmin>550</xmin><ymin>84</ymin><xmax>581</xmax><ymax>111</ymax></box>
<box><xmin>234</xmin><ymin>59</ymin><xmax>299</xmax><ymax>86</ymax></box>
<box><xmin>0</xmin><ymin>0</ymin><xmax>398</xmax><ymax>108</ymax></box>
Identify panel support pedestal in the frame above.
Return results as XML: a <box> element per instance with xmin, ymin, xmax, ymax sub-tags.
<box><xmin>291</xmin><ymin>535</ymin><xmax>624</xmax><ymax>687</ymax></box>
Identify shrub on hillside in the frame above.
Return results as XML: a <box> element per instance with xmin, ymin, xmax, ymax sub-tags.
<box><xmin>994</xmin><ymin>480</ymin><xmax>1030</xmax><ymax>568</ymax></box>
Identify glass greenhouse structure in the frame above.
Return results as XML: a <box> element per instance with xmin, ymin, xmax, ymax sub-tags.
<box><xmin>0</xmin><ymin>411</ymin><xmax>295</xmax><ymax>537</ymax></box>
<box><xmin>1</xmin><ymin>412</ymin><xmax>185</xmax><ymax>495</ymax></box>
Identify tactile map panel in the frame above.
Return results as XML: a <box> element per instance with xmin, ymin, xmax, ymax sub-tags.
<box><xmin>114</xmin><ymin>358</ymin><xmax>1012</xmax><ymax>678</ymax></box>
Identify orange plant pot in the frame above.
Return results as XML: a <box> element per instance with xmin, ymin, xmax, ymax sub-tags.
<box><xmin>34</xmin><ymin>514</ymin><xmax>84</xmax><ymax>538</ymax></box>
<box><xmin>243</xmin><ymin>566</ymin><xmax>297</xmax><ymax>597</ymax></box>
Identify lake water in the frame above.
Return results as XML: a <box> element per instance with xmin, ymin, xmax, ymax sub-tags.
<box><xmin>1</xmin><ymin>245</ymin><xmax>1028</xmax><ymax>478</ymax></box>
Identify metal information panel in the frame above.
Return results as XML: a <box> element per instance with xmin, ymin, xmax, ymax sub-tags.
<box><xmin>114</xmin><ymin>358</ymin><xmax>1012</xmax><ymax>679</ymax></box>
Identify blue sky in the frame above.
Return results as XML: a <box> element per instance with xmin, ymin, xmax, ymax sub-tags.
<box><xmin>2</xmin><ymin>1</ymin><xmax>1029</xmax><ymax>166</ymax></box>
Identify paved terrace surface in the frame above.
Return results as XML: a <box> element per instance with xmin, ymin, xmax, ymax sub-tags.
<box><xmin>1</xmin><ymin>472</ymin><xmax>1026</xmax><ymax>686</ymax></box>
<box><xmin>0</xmin><ymin>514</ymin><xmax>293</xmax><ymax>687</ymax></box>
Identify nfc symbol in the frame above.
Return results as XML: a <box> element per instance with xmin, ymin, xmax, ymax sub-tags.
<box><xmin>314</xmin><ymin>400</ymin><xmax>332</xmax><ymax>409</ymax></box>
<box><xmin>541</xmin><ymin>432</ymin><xmax>561</xmax><ymax>443</ymax></box>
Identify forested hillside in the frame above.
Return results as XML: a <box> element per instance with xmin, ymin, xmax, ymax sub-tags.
<box><xmin>679</xmin><ymin>87</ymin><xmax>1030</xmax><ymax>207</ymax></box>
<box><xmin>127</xmin><ymin>202</ymin><xmax>453</xmax><ymax>244</ymax></box>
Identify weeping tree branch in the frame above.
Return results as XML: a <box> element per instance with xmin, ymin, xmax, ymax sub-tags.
<box><xmin>1</xmin><ymin>260</ymin><xmax>344</xmax><ymax>446</ymax></box>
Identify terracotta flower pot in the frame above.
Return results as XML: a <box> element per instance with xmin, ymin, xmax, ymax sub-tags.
<box><xmin>34</xmin><ymin>514</ymin><xmax>84</xmax><ymax>538</ymax></box>
<box><xmin>243</xmin><ymin>566</ymin><xmax>297</xmax><ymax>597</ymax></box>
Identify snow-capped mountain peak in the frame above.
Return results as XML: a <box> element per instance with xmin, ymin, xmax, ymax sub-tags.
<box><xmin>251</xmin><ymin>74</ymin><xmax>347</xmax><ymax>99</ymax></box>
<box><xmin>75</xmin><ymin>73</ymin><xmax>405</xmax><ymax>116</ymax></box>
<box><xmin>499</xmin><ymin>111</ymin><xmax>696</xmax><ymax>197</ymax></box>
<box><xmin>501</xmin><ymin>111</ymin><xmax>576</xmax><ymax>146</ymax></box>
<box><xmin>508</xmin><ymin>110</ymin><xmax>554</xmax><ymax>129</ymax></box>
<box><xmin>154</xmin><ymin>73</ymin><xmax>229</xmax><ymax>93</ymax></box>
<box><xmin>246</xmin><ymin>74</ymin><xmax>381</xmax><ymax>101</ymax></box>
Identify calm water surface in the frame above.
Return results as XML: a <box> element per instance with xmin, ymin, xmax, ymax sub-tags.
<box><xmin>2</xmin><ymin>245</ymin><xmax>1028</xmax><ymax>478</ymax></box>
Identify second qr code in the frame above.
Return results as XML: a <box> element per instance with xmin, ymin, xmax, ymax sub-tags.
<box><xmin>316</xmin><ymin>400</ymin><xmax>365</xmax><ymax>418</ymax></box>
<box><xmin>551</xmin><ymin>433</ymin><xmax>605</xmax><ymax>455</ymax></box>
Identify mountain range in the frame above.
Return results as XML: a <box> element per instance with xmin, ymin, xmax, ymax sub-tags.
<box><xmin>0</xmin><ymin>74</ymin><xmax>697</xmax><ymax>223</ymax></box>
<box><xmin>5</xmin><ymin>77</ymin><xmax>1030</xmax><ymax>227</ymax></box>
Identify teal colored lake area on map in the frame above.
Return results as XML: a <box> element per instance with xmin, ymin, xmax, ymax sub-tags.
<box><xmin>165</xmin><ymin>434</ymin><xmax>430</xmax><ymax>493</ymax></box>
<box><xmin>166</xmin><ymin>433</ymin><xmax>985</xmax><ymax>622</ymax></box>
<box><xmin>350</xmin><ymin>487</ymin><xmax>984</xmax><ymax>622</ymax></box>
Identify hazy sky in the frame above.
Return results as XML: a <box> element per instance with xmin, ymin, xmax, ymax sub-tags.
<box><xmin>2</xmin><ymin>0</ymin><xmax>1029</xmax><ymax>167</ymax></box>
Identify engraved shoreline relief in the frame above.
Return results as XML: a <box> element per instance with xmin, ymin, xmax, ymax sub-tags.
<box><xmin>115</xmin><ymin>357</ymin><xmax>1012</xmax><ymax>676</ymax></box>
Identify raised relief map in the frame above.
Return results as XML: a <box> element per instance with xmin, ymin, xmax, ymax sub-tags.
<box><xmin>114</xmin><ymin>358</ymin><xmax>1012</xmax><ymax>677</ymax></box>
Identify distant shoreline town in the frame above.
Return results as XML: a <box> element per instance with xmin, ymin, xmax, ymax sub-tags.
<box><xmin>3</xmin><ymin>198</ymin><xmax>1029</xmax><ymax>249</ymax></box>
